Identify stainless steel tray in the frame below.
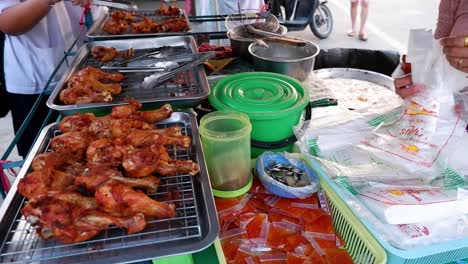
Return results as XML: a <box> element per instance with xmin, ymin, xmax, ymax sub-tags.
<box><xmin>87</xmin><ymin>9</ymin><xmax>192</xmax><ymax>41</ymax></box>
<box><xmin>0</xmin><ymin>112</ymin><xmax>219</xmax><ymax>264</ymax></box>
<box><xmin>313</xmin><ymin>68</ymin><xmax>395</xmax><ymax>91</ymax></box>
<box><xmin>47</xmin><ymin>36</ymin><xmax>210</xmax><ymax>116</ymax></box>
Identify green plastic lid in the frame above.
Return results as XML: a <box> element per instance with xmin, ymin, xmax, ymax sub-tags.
<box><xmin>209</xmin><ymin>72</ymin><xmax>309</xmax><ymax>120</ymax></box>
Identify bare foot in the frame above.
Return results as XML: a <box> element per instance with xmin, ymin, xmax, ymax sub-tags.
<box><xmin>347</xmin><ymin>30</ymin><xmax>356</xmax><ymax>37</ymax></box>
<box><xmin>358</xmin><ymin>32</ymin><xmax>368</xmax><ymax>41</ymax></box>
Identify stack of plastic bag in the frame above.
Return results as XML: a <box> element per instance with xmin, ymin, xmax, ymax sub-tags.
<box><xmin>297</xmin><ymin>29</ymin><xmax>468</xmax><ymax>249</ymax></box>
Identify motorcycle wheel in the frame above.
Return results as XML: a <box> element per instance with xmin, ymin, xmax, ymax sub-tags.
<box><xmin>310</xmin><ymin>4</ymin><xmax>333</xmax><ymax>39</ymax></box>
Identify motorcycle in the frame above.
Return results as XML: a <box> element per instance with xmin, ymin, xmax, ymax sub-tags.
<box><xmin>267</xmin><ymin>0</ymin><xmax>333</xmax><ymax>39</ymax></box>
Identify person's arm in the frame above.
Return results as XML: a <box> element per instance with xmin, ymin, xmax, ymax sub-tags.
<box><xmin>0</xmin><ymin>0</ymin><xmax>59</xmax><ymax>36</ymax></box>
<box><xmin>434</xmin><ymin>0</ymin><xmax>459</xmax><ymax>39</ymax></box>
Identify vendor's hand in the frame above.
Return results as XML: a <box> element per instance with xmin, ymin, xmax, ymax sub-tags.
<box><xmin>441</xmin><ymin>35</ymin><xmax>468</xmax><ymax>73</ymax></box>
<box><xmin>394</xmin><ymin>74</ymin><xmax>426</xmax><ymax>98</ymax></box>
<box><xmin>71</xmin><ymin>0</ymin><xmax>91</xmax><ymax>6</ymax></box>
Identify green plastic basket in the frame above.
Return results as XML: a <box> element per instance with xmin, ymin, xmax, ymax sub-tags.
<box><xmin>303</xmin><ymin>156</ymin><xmax>387</xmax><ymax>264</ymax></box>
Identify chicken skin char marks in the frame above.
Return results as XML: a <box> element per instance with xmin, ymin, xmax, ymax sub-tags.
<box><xmin>95</xmin><ymin>182</ymin><xmax>176</xmax><ymax>219</ymax></box>
<box><xmin>156</xmin><ymin>3</ymin><xmax>181</xmax><ymax>16</ymax></box>
<box><xmin>18</xmin><ymin>101</ymin><xmax>199</xmax><ymax>244</ymax></box>
<box><xmin>59</xmin><ymin>113</ymin><xmax>96</xmax><ymax>133</ymax></box>
<box><xmin>21</xmin><ymin>193</ymin><xmax>146</xmax><ymax>244</ymax></box>
<box><xmin>91</xmin><ymin>46</ymin><xmax>135</xmax><ymax>63</ymax></box>
<box><xmin>60</xmin><ymin>66</ymin><xmax>124</xmax><ymax>105</ymax></box>
<box><xmin>122</xmin><ymin>145</ymin><xmax>199</xmax><ymax>178</ymax></box>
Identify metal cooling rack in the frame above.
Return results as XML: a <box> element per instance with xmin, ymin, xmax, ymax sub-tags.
<box><xmin>82</xmin><ymin>47</ymin><xmax>202</xmax><ymax>101</ymax></box>
<box><xmin>0</xmin><ymin>112</ymin><xmax>218</xmax><ymax>264</ymax></box>
<box><xmin>47</xmin><ymin>36</ymin><xmax>210</xmax><ymax>116</ymax></box>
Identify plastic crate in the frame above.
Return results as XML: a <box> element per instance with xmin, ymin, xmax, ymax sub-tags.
<box><xmin>302</xmin><ymin>155</ymin><xmax>387</xmax><ymax>264</ymax></box>
<box><xmin>305</xmin><ymin>157</ymin><xmax>468</xmax><ymax>264</ymax></box>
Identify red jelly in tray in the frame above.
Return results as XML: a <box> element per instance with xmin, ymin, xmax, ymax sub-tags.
<box><xmin>215</xmin><ymin>179</ymin><xmax>353</xmax><ymax>263</ymax></box>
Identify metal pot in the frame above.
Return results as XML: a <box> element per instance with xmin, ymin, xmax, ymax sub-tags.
<box><xmin>248</xmin><ymin>39</ymin><xmax>320</xmax><ymax>81</ymax></box>
<box><xmin>227</xmin><ymin>25</ymin><xmax>287</xmax><ymax>61</ymax></box>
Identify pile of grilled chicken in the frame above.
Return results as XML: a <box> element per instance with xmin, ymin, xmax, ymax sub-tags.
<box><xmin>59</xmin><ymin>66</ymin><xmax>125</xmax><ymax>105</ymax></box>
<box><xmin>18</xmin><ymin>100</ymin><xmax>199</xmax><ymax>244</ymax></box>
<box><xmin>103</xmin><ymin>5</ymin><xmax>188</xmax><ymax>35</ymax></box>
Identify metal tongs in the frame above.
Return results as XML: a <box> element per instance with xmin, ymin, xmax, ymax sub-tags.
<box><xmin>141</xmin><ymin>51</ymin><xmax>216</xmax><ymax>89</ymax></box>
<box><xmin>65</xmin><ymin>0</ymin><xmax>138</xmax><ymax>11</ymax></box>
<box><xmin>102</xmin><ymin>49</ymin><xmax>164</xmax><ymax>72</ymax></box>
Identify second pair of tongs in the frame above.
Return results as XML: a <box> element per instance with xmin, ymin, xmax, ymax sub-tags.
<box><xmin>141</xmin><ymin>51</ymin><xmax>215</xmax><ymax>89</ymax></box>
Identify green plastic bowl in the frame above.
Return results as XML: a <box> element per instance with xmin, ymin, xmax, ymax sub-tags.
<box><xmin>209</xmin><ymin>72</ymin><xmax>310</xmax><ymax>157</ymax></box>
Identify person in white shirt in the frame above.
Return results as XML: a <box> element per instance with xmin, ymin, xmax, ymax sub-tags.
<box><xmin>0</xmin><ymin>0</ymin><xmax>87</xmax><ymax>157</ymax></box>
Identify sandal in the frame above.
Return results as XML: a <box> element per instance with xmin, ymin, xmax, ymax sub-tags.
<box><xmin>347</xmin><ymin>31</ymin><xmax>356</xmax><ymax>37</ymax></box>
<box><xmin>358</xmin><ymin>32</ymin><xmax>368</xmax><ymax>41</ymax></box>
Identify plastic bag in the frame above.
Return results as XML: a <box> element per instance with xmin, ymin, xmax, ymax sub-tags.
<box><xmin>355</xmin><ymin>182</ymin><xmax>468</xmax><ymax>224</ymax></box>
<box><xmin>359</xmin><ymin>30</ymin><xmax>467</xmax><ymax>183</ymax></box>
<box><xmin>331</xmin><ymin>178</ymin><xmax>468</xmax><ymax>249</ymax></box>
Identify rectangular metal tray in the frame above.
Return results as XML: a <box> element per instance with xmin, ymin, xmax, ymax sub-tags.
<box><xmin>47</xmin><ymin>36</ymin><xmax>210</xmax><ymax>116</ymax></box>
<box><xmin>87</xmin><ymin>9</ymin><xmax>192</xmax><ymax>41</ymax></box>
<box><xmin>0</xmin><ymin>111</ymin><xmax>219</xmax><ymax>264</ymax></box>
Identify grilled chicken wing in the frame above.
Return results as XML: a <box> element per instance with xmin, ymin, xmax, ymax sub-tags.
<box><xmin>156</xmin><ymin>3</ymin><xmax>181</xmax><ymax>16</ymax></box>
<box><xmin>75</xmin><ymin>166</ymin><xmax>160</xmax><ymax>194</ymax></box>
<box><xmin>122</xmin><ymin>144</ymin><xmax>198</xmax><ymax>178</ymax></box>
<box><xmin>111</xmin><ymin>99</ymin><xmax>141</xmax><ymax>119</ymax></box>
<box><xmin>132</xmin><ymin>18</ymin><xmax>162</xmax><ymax>33</ymax></box>
<box><xmin>126</xmin><ymin>129</ymin><xmax>190</xmax><ymax>148</ymax></box>
<box><xmin>59</xmin><ymin>113</ymin><xmax>96</xmax><ymax>133</ymax></box>
<box><xmin>91</xmin><ymin>46</ymin><xmax>135</xmax><ymax>63</ymax></box>
<box><xmin>60</xmin><ymin>86</ymin><xmax>113</xmax><ymax>105</ymax></box>
<box><xmin>31</xmin><ymin>152</ymin><xmax>66</xmax><ymax>171</ymax></box>
<box><xmin>22</xmin><ymin>193</ymin><xmax>146</xmax><ymax>244</ymax></box>
<box><xmin>18</xmin><ymin>169</ymin><xmax>76</xmax><ymax>200</ymax></box>
<box><xmin>86</xmin><ymin>138</ymin><xmax>127</xmax><ymax>167</ymax></box>
<box><xmin>111</xmin><ymin>100</ymin><xmax>172</xmax><ymax>123</ymax></box>
<box><xmin>88</xmin><ymin>117</ymin><xmax>154</xmax><ymax>139</ymax></box>
<box><xmin>111</xmin><ymin>10</ymin><xmax>142</xmax><ymax>22</ymax></box>
<box><xmin>76</xmin><ymin>67</ymin><xmax>125</xmax><ymax>83</ymax></box>
<box><xmin>103</xmin><ymin>18</ymin><xmax>129</xmax><ymax>34</ymax></box>
<box><xmin>162</xmin><ymin>18</ymin><xmax>189</xmax><ymax>32</ymax></box>
<box><xmin>61</xmin><ymin>67</ymin><xmax>124</xmax><ymax>105</ymax></box>
<box><xmin>122</xmin><ymin>147</ymin><xmax>159</xmax><ymax>178</ymax></box>
<box><xmin>51</xmin><ymin>131</ymin><xmax>90</xmax><ymax>159</ymax></box>
<box><xmin>151</xmin><ymin>145</ymin><xmax>199</xmax><ymax>176</ymax></box>
<box><xmin>95</xmin><ymin>182</ymin><xmax>176</xmax><ymax>219</ymax></box>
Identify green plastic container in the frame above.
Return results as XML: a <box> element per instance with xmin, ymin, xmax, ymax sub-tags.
<box><xmin>199</xmin><ymin>111</ymin><xmax>253</xmax><ymax>198</ymax></box>
<box><xmin>209</xmin><ymin>72</ymin><xmax>310</xmax><ymax>157</ymax></box>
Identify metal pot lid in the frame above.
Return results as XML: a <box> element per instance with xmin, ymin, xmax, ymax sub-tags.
<box><xmin>209</xmin><ymin>72</ymin><xmax>309</xmax><ymax>120</ymax></box>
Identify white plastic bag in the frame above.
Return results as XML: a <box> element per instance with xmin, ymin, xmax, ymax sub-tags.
<box><xmin>359</xmin><ymin>30</ymin><xmax>467</xmax><ymax>183</ymax></box>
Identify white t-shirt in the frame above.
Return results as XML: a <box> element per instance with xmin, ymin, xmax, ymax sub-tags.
<box><xmin>1</xmin><ymin>0</ymin><xmax>83</xmax><ymax>94</ymax></box>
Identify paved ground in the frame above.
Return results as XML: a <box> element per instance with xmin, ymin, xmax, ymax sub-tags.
<box><xmin>0</xmin><ymin>0</ymin><xmax>440</xmax><ymax>173</ymax></box>
<box><xmin>288</xmin><ymin>0</ymin><xmax>439</xmax><ymax>52</ymax></box>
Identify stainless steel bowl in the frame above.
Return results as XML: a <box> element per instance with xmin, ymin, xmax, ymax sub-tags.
<box><xmin>248</xmin><ymin>40</ymin><xmax>320</xmax><ymax>81</ymax></box>
<box><xmin>227</xmin><ymin>25</ymin><xmax>288</xmax><ymax>61</ymax></box>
